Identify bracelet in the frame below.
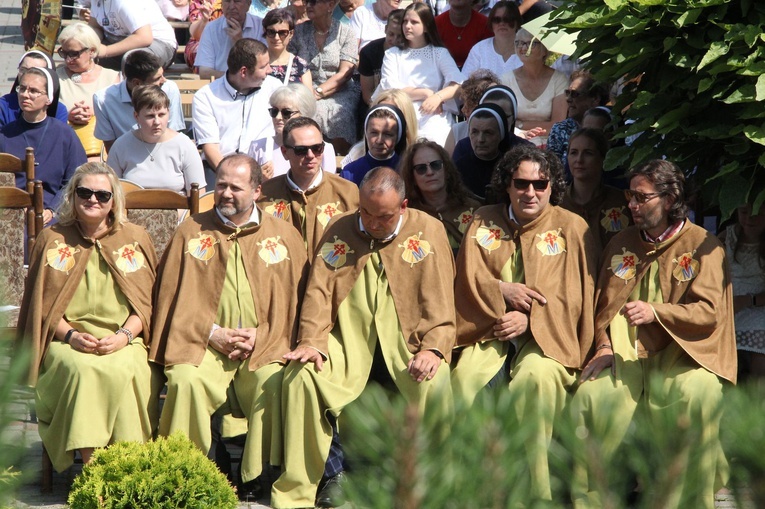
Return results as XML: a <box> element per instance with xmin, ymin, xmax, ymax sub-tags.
<box><xmin>596</xmin><ymin>343</ymin><xmax>612</xmax><ymax>351</ymax></box>
<box><xmin>64</xmin><ymin>328</ymin><xmax>78</xmax><ymax>344</ymax></box>
<box><xmin>434</xmin><ymin>91</ymin><xmax>443</xmax><ymax>103</ymax></box>
<box><xmin>116</xmin><ymin>327</ymin><xmax>134</xmax><ymax>344</ymax></box>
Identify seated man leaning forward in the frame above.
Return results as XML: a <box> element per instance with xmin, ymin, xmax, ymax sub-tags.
<box><xmin>150</xmin><ymin>154</ymin><xmax>308</xmax><ymax>494</ymax></box>
<box><xmin>270</xmin><ymin>167</ymin><xmax>455</xmax><ymax>509</ymax></box>
<box><xmin>451</xmin><ymin>145</ymin><xmax>598</xmax><ymax>502</ymax></box>
<box><xmin>570</xmin><ymin>159</ymin><xmax>737</xmax><ymax>509</ymax></box>
<box><xmin>258</xmin><ymin>116</ymin><xmax>359</xmax><ymax>256</ymax></box>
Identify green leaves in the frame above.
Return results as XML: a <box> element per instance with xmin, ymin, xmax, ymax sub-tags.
<box><xmin>557</xmin><ymin>0</ymin><xmax>765</xmax><ymax>219</ymax></box>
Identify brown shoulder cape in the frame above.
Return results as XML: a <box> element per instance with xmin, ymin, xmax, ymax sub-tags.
<box><xmin>297</xmin><ymin>208</ymin><xmax>456</xmax><ymax>361</ymax></box>
<box><xmin>149</xmin><ymin>209</ymin><xmax>308</xmax><ymax>370</ymax></box>
<box><xmin>560</xmin><ymin>184</ymin><xmax>632</xmax><ymax>255</ymax></box>
<box><xmin>409</xmin><ymin>196</ymin><xmax>483</xmax><ymax>247</ymax></box>
<box><xmin>592</xmin><ymin>221</ymin><xmax>737</xmax><ymax>383</ymax></box>
<box><xmin>454</xmin><ymin>204</ymin><xmax>598</xmax><ymax>369</ymax></box>
<box><xmin>258</xmin><ymin>172</ymin><xmax>360</xmax><ymax>256</ymax></box>
<box><xmin>17</xmin><ymin>222</ymin><xmax>158</xmax><ymax>385</ymax></box>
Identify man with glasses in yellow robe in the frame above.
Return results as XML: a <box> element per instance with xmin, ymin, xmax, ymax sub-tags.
<box><xmin>452</xmin><ymin>145</ymin><xmax>598</xmax><ymax>502</ymax></box>
<box><xmin>570</xmin><ymin>159</ymin><xmax>737</xmax><ymax>509</ymax></box>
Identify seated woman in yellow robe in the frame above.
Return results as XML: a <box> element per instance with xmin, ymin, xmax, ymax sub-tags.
<box><xmin>18</xmin><ymin>162</ymin><xmax>160</xmax><ymax>472</ymax></box>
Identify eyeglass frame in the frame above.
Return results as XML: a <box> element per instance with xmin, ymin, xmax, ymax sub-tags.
<box><xmin>511</xmin><ymin>178</ymin><xmax>550</xmax><ymax>191</ymax></box>
<box><xmin>412</xmin><ymin>160</ymin><xmax>444</xmax><ymax>176</ymax></box>
<box><xmin>268</xmin><ymin>107</ymin><xmax>299</xmax><ymax>119</ymax></box>
<box><xmin>57</xmin><ymin>47</ymin><xmax>90</xmax><ymax>60</ymax></box>
<box><xmin>624</xmin><ymin>189</ymin><xmax>663</xmax><ymax>205</ymax></box>
<box><xmin>265</xmin><ymin>28</ymin><xmax>292</xmax><ymax>38</ymax></box>
<box><xmin>514</xmin><ymin>39</ymin><xmax>540</xmax><ymax>51</ymax></box>
<box><xmin>16</xmin><ymin>85</ymin><xmax>46</xmax><ymax>99</ymax></box>
<box><xmin>75</xmin><ymin>186</ymin><xmax>114</xmax><ymax>203</ymax></box>
<box><xmin>284</xmin><ymin>143</ymin><xmax>326</xmax><ymax>156</ymax></box>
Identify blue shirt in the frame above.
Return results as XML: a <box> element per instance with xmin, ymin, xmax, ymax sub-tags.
<box><xmin>340</xmin><ymin>152</ymin><xmax>400</xmax><ymax>186</ymax></box>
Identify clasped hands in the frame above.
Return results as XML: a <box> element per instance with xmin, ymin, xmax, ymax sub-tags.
<box><xmin>68</xmin><ymin>331</ymin><xmax>129</xmax><ymax>356</ymax></box>
<box><xmin>495</xmin><ymin>281</ymin><xmax>546</xmax><ymax>341</ymax></box>
<box><xmin>209</xmin><ymin>327</ymin><xmax>257</xmax><ymax>360</ymax></box>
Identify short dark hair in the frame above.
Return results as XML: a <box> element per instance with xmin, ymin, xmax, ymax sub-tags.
<box><xmin>217</xmin><ymin>153</ymin><xmax>264</xmax><ymax>188</ymax></box>
<box><xmin>491</xmin><ymin>145</ymin><xmax>566</xmax><ymax>206</ymax></box>
<box><xmin>387</xmin><ymin>8</ymin><xmax>404</xmax><ymax>25</ymax></box>
<box><xmin>123</xmin><ymin>50</ymin><xmax>163</xmax><ymax>82</ymax></box>
<box><xmin>570</xmin><ymin>69</ymin><xmax>610</xmax><ymax>107</ymax></box>
<box><xmin>263</xmin><ymin>8</ymin><xmax>295</xmax><ymax>30</ymax></box>
<box><xmin>627</xmin><ymin>159</ymin><xmax>689</xmax><ymax>224</ymax></box>
<box><xmin>227</xmin><ymin>38</ymin><xmax>268</xmax><ymax>73</ymax></box>
<box><xmin>283</xmin><ymin>116</ymin><xmax>322</xmax><ymax>146</ymax></box>
<box><xmin>458</xmin><ymin>69</ymin><xmax>501</xmax><ymax>116</ymax></box>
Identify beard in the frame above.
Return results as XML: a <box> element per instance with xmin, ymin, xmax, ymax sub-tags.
<box><xmin>218</xmin><ymin>203</ymin><xmax>240</xmax><ymax>218</ymax></box>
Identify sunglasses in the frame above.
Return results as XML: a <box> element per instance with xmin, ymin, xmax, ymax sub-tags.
<box><xmin>413</xmin><ymin>160</ymin><xmax>444</xmax><ymax>176</ymax></box>
<box><xmin>265</xmin><ymin>28</ymin><xmax>292</xmax><ymax>38</ymax></box>
<box><xmin>564</xmin><ymin>89</ymin><xmax>584</xmax><ymax>99</ymax></box>
<box><xmin>514</xmin><ymin>40</ymin><xmax>539</xmax><ymax>51</ymax></box>
<box><xmin>269</xmin><ymin>107</ymin><xmax>299</xmax><ymax>119</ymax></box>
<box><xmin>491</xmin><ymin>16</ymin><xmax>516</xmax><ymax>25</ymax></box>
<box><xmin>624</xmin><ymin>189</ymin><xmax>662</xmax><ymax>204</ymax></box>
<box><xmin>57</xmin><ymin>47</ymin><xmax>89</xmax><ymax>60</ymax></box>
<box><xmin>512</xmin><ymin>178</ymin><xmax>550</xmax><ymax>191</ymax></box>
<box><xmin>76</xmin><ymin>186</ymin><xmax>113</xmax><ymax>203</ymax></box>
<box><xmin>285</xmin><ymin>143</ymin><xmax>325</xmax><ymax>156</ymax></box>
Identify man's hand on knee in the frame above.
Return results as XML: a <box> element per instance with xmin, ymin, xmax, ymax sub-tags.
<box><xmin>283</xmin><ymin>346</ymin><xmax>325</xmax><ymax>371</ymax></box>
<box><xmin>407</xmin><ymin>350</ymin><xmax>441</xmax><ymax>383</ymax></box>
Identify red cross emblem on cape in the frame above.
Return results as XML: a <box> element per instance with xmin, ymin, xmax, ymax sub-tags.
<box><xmin>113</xmin><ymin>242</ymin><xmax>146</xmax><ymax>275</ymax></box>
<box><xmin>601</xmin><ymin>206</ymin><xmax>630</xmax><ymax>233</ymax></box>
<box><xmin>535</xmin><ymin>228</ymin><xmax>566</xmax><ymax>256</ymax></box>
<box><xmin>45</xmin><ymin>240</ymin><xmax>79</xmax><ymax>273</ymax></box>
<box><xmin>186</xmin><ymin>233</ymin><xmax>219</xmax><ymax>263</ymax></box>
<box><xmin>610</xmin><ymin>247</ymin><xmax>638</xmax><ymax>282</ymax></box>
<box><xmin>399</xmin><ymin>232</ymin><xmax>431</xmax><ymax>267</ymax></box>
<box><xmin>316</xmin><ymin>201</ymin><xmax>342</xmax><ymax>228</ymax></box>
<box><xmin>473</xmin><ymin>221</ymin><xmax>508</xmax><ymax>253</ymax></box>
<box><xmin>672</xmin><ymin>250</ymin><xmax>699</xmax><ymax>283</ymax></box>
<box><xmin>319</xmin><ymin>235</ymin><xmax>354</xmax><ymax>270</ymax></box>
<box><xmin>258</xmin><ymin>236</ymin><xmax>290</xmax><ymax>266</ymax></box>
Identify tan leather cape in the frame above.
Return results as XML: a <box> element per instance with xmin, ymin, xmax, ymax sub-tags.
<box><xmin>258</xmin><ymin>172</ymin><xmax>360</xmax><ymax>256</ymax></box>
<box><xmin>455</xmin><ymin>204</ymin><xmax>598</xmax><ymax>369</ymax></box>
<box><xmin>591</xmin><ymin>220</ymin><xmax>737</xmax><ymax>383</ymax></box>
<box><xmin>297</xmin><ymin>208</ymin><xmax>456</xmax><ymax>361</ymax></box>
<box><xmin>17</xmin><ymin>222</ymin><xmax>157</xmax><ymax>385</ymax></box>
<box><xmin>149</xmin><ymin>209</ymin><xmax>308</xmax><ymax>370</ymax></box>
<box><xmin>560</xmin><ymin>183</ymin><xmax>632</xmax><ymax>255</ymax></box>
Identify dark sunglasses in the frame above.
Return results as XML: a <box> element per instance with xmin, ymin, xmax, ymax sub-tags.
<box><xmin>624</xmin><ymin>189</ymin><xmax>662</xmax><ymax>204</ymax></box>
<box><xmin>512</xmin><ymin>178</ymin><xmax>550</xmax><ymax>191</ymax></box>
<box><xmin>268</xmin><ymin>107</ymin><xmax>299</xmax><ymax>119</ymax></box>
<box><xmin>76</xmin><ymin>186</ymin><xmax>113</xmax><ymax>203</ymax></box>
<box><xmin>491</xmin><ymin>16</ymin><xmax>516</xmax><ymax>25</ymax></box>
<box><xmin>265</xmin><ymin>28</ymin><xmax>292</xmax><ymax>38</ymax></box>
<box><xmin>564</xmin><ymin>89</ymin><xmax>583</xmax><ymax>99</ymax></box>
<box><xmin>285</xmin><ymin>143</ymin><xmax>325</xmax><ymax>156</ymax></box>
<box><xmin>57</xmin><ymin>47</ymin><xmax>89</xmax><ymax>60</ymax></box>
<box><xmin>412</xmin><ymin>160</ymin><xmax>444</xmax><ymax>176</ymax></box>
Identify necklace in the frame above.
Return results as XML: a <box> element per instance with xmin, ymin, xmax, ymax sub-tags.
<box><xmin>70</xmin><ymin>63</ymin><xmax>95</xmax><ymax>84</ymax></box>
<box><xmin>137</xmin><ymin>131</ymin><xmax>158</xmax><ymax>162</ymax></box>
<box><xmin>21</xmin><ymin>116</ymin><xmax>51</xmax><ymax>161</ymax></box>
<box><xmin>314</xmin><ymin>28</ymin><xmax>329</xmax><ymax>35</ymax></box>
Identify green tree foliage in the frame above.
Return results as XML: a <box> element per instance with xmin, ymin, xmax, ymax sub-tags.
<box><xmin>67</xmin><ymin>432</ymin><xmax>238</xmax><ymax>509</ymax></box>
<box><xmin>554</xmin><ymin>0</ymin><xmax>765</xmax><ymax>218</ymax></box>
<box><xmin>342</xmin><ymin>381</ymin><xmax>765</xmax><ymax>508</ymax></box>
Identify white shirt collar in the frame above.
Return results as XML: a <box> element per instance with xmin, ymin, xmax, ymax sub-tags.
<box><xmin>287</xmin><ymin>169</ymin><xmax>323</xmax><ymax>192</ymax></box>
<box><xmin>215</xmin><ymin>204</ymin><xmax>260</xmax><ymax>227</ymax></box>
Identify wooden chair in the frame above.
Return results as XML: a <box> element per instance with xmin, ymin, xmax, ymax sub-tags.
<box><xmin>119</xmin><ymin>179</ymin><xmax>145</xmax><ymax>195</ymax></box>
<box><xmin>125</xmin><ymin>184</ymin><xmax>201</xmax><ymax>257</ymax></box>
<box><xmin>0</xmin><ymin>180</ymin><xmax>43</xmax><ymax>329</ymax></box>
<box><xmin>174</xmin><ymin>77</ymin><xmax>214</xmax><ymax>124</ymax></box>
<box><xmin>0</xmin><ymin>148</ymin><xmax>36</xmax><ymax>224</ymax></box>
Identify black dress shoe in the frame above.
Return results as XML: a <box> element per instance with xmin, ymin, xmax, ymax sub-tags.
<box><xmin>238</xmin><ymin>478</ymin><xmax>263</xmax><ymax>501</ymax></box>
<box><xmin>316</xmin><ymin>472</ymin><xmax>347</xmax><ymax>508</ymax></box>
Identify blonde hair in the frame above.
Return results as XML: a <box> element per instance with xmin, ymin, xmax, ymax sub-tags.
<box><xmin>372</xmin><ymin>89</ymin><xmax>418</xmax><ymax>147</ymax></box>
<box><xmin>57</xmin><ymin>162</ymin><xmax>126</xmax><ymax>227</ymax></box>
<box><xmin>57</xmin><ymin>22</ymin><xmax>101</xmax><ymax>56</ymax></box>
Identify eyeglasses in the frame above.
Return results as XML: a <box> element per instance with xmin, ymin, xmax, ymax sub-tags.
<box><xmin>624</xmin><ymin>189</ymin><xmax>662</xmax><ymax>204</ymax></box>
<box><xmin>265</xmin><ymin>28</ymin><xmax>292</xmax><ymax>38</ymax></box>
<box><xmin>75</xmin><ymin>186</ymin><xmax>113</xmax><ymax>203</ymax></box>
<box><xmin>412</xmin><ymin>160</ymin><xmax>444</xmax><ymax>176</ymax></box>
<box><xmin>491</xmin><ymin>16</ymin><xmax>515</xmax><ymax>25</ymax></box>
<box><xmin>512</xmin><ymin>178</ymin><xmax>550</xmax><ymax>191</ymax></box>
<box><xmin>57</xmin><ymin>47</ymin><xmax>89</xmax><ymax>60</ymax></box>
<box><xmin>268</xmin><ymin>107</ymin><xmax>299</xmax><ymax>119</ymax></box>
<box><xmin>564</xmin><ymin>89</ymin><xmax>583</xmax><ymax>99</ymax></box>
<box><xmin>16</xmin><ymin>85</ymin><xmax>45</xmax><ymax>98</ymax></box>
<box><xmin>514</xmin><ymin>40</ymin><xmax>539</xmax><ymax>51</ymax></box>
<box><xmin>285</xmin><ymin>143</ymin><xmax>325</xmax><ymax>156</ymax></box>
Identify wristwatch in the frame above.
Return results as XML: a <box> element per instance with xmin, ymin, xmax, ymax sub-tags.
<box><xmin>315</xmin><ymin>86</ymin><xmax>324</xmax><ymax>97</ymax></box>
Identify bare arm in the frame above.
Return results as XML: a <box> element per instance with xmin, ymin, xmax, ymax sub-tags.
<box><xmin>198</xmin><ymin>67</ymin><xmax>225</xmax><ymax>80</ymax></box>
<box><xmin>98</xmin><ymin>25</ymin><xmax>154</xmax><ymax>59</ymax></box>
<box><xmin>201</xmin><ymin>143</ymin><xmax>223</xmax><ymax>170</ymax></box>
<box><xmin>314</xmin><ymin>60</ymin><xmax>355</xmax><ymax>99</ymax></box>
